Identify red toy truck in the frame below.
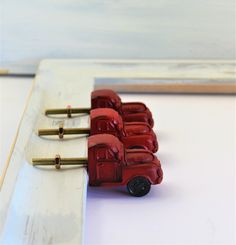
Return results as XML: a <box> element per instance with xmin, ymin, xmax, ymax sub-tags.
<box><xmin>90</xmin><ymin>108</ymin><xmax>158</xmax><ymax>152</ymax></box>
<box><xmin>92</xmin><ymin>89</ymin><xmax>154</xmax><ymax>127</ymax></box>
<box><xmin>39</xmin><ymin>108</ymin><xmax>158</xmax><ymax>152</ymax></box>
<box><xmin>45</xmin><ymin>89</ymin><xmax>154</xmax><ymax>127</ymax></box>
<box><xmin>88</xmin><ymin>134</ymin><xmax>163</xmax><ymax>196</ymax></box>
<box><xmin>32</xmin><ymin>134</ymin><xmax>163</xmax><ymax>197</ymax></box>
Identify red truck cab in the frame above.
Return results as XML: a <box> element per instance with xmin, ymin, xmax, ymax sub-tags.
<box><xmin>88</xmin><ymin>134</ymin><xmax>163</xmax><ymax>196</ymax></box>
<box><xmin>91</xmin><ymin>108</ymin><xmax>158</xmax><ymax>152</ymax></box>
<box><xmin>91</xmin><ymin>89</ymin><xmax>154</xmax><ymax>127</ymax></box>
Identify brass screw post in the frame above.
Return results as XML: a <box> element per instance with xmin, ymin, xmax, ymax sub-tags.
<box><xmin>38</xmin><ymin>126</ymin><xmax>90</xmax><ymax>139</ymax></box>
<box><xmin>32</xmin><ymin>155</ymin><xmax>88</xmax><ymax>169</ymax></box>
<box><xmin>45</xmin><ymin>107</ymin><xmax>91</xmax><ymax>118</ymax></box>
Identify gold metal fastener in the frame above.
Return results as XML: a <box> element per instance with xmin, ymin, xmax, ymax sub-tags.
<box><xmin>32</xmin><ymin>155</ymin><xmax>88</xmax><ymax>169</ymax></box>
<box><xmin>45</xmin><ymin>107</ymin><xmax>91</xmax><ymax>118</ymax></box>
<box><xmin>38</xmin><ymin>126</ymin><xmax>90</xmax><ymax>139</ymax></box>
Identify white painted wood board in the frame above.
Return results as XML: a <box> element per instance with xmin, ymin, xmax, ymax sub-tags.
<box><xmin>0</xmin><ymin>0</ymin><xmax>235</xmax><ymax>73</ymax></box>
<box><xmin>38</xmin><ymin>59</ymin><xmax>236</xmax><ymax>94</ymax></box>
<box><xmin>35</xmin><ymin>59</ymin><xmax>236</xmax><ymax>80</ymax></box>
<box><xmin>0</xmin><ymin>77</ymin><xmax>32</xmax><ymax>177</ymax></box>
<box><xmin>0</xmin><ymin>62</ymin><xmax>94</xmax><ymax>244</ymax></box>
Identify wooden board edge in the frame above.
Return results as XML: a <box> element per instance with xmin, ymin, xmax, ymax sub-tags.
<box><xmin>95</xmin><ymin>82</ymin><xmax>236</xmax><ymax>94</ymax></box>
<box><xmin>0</xmin><ymin>79</ymin><xmax>35</xmax><ymax>189</ymax></box>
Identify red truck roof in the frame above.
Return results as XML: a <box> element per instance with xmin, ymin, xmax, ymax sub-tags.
<box><xmin>90</xmin><ymin>108</ymin><xmax>123</xmax><ymax>128</ymax></box>
<box><xmin>88</xmin><ymin>134</ymin><xmax>124</xmax><ymax>157</ymax></box>
<box><xmin>92</xmin><ymin>89</ymin><xmax>121</xmax><ymax>107</ymax></box>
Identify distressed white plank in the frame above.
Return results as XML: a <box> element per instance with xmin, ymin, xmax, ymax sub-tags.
<box><xmin>0</xmin><ymin>77</ymin><xmax>32</xmax><ymax>176</ymax></box>
<box><xmin>40</xmin><ymin>59</ymin><xmax>236</xmax><ymax>79</ymax></box>
<box><xmin>0</xmin><ymin>62</ymin><xmax>94</xmax><ymax>244</ymax></box>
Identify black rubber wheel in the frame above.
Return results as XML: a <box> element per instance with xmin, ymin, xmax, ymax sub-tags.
<box><xmin>127</xmin><ymin>176</ymin><xmax>151</xmax><ymax>197</ymax></box>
